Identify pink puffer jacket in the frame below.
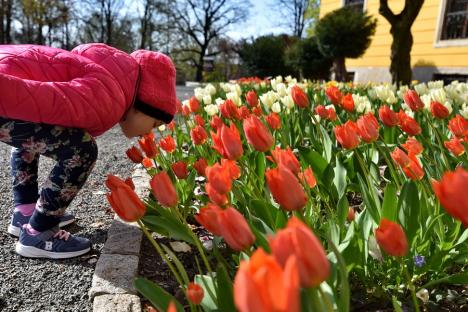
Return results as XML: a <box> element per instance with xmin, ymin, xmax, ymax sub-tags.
<box><xmin>0</xmin><ymin>44</ymin><xmax>139</xmax><ymax>136</ymax></box>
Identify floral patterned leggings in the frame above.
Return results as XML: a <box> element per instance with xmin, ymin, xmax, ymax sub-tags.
<box><xmin>0</xmin><ymin>117</ymin><xmax>98</xmax><ymax>231</ymax></box>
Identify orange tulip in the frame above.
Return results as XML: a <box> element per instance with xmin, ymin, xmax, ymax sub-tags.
<box><xmin>239</xmin><ymin>106</ymin><xmax>251</xmax><ymax>119</ymax></box>
<box><xmin>291</xmin><ymin>85</ymin><xmax>309</xmax><ymax>108</ymax></box>
<box><xmin>194</xmin><ymin>114</ymin><xmax>205</xmax><ymax>126</ymax></box>
<box><xmin>401</xmin><ymin>137</ymin><xmax>423</xmax><ymax>155</ymax></box>
<box><xmin>357</xmin><ymin>112</ymin><xmax>379</xmax><ymax>143</ymax></box>
<box><xmin>402</xmin><ymin>153</ymin><xmax>424</xmax><ymax>181</ymax></box>
<box><xmin>206</xmin><ymin>183</ymin><xmax>229</xmax><ymax>206</ymax></box>
<box><xmin>252</xmin><ymin>106</ymin><xmax>263</xmax><ymax>116</ymax></box>
<box><xmin>430</xmin><ymin>101</ymin><xmax>449</xmax><ymax>119</ymax></box>
<box><xmin>195</xmin><ymin>203</ymin><xmax>223</xmax><ymax>236</ymax></box>
<box><xmin>271</xmin><ymin>147</ymin><xmax>301</xmax><ymax>175</ymax></box>
<box><xmin>391</xmin><ymin>147</ymin><xmax>411</xmax><ymax>168</ymax></box>
<box><xmin>403</xmin><ymin>90</ymin><xmax>424</xmax><ymax>112</ymax></box>
<box><xmin>125</xmin><ymin>146</ymin><xmax>144</xmax><ymax>163</ymax></box>
<box><xmin>265</xmin><ymin>112</ymin><xmax>281</xmax><ymax>130</ymax></box>
<box><xmin>234</xmin><ymin>248</ymin><xmax>300</xmax><ymax>312</ymax></box>
<box><xmin>220</xmin><ymin>99</ymin><xmax>241</xmax><ymax>120</ymax></box>
<box><xmin>266</xmin><ymin>165</ymin><xmax>308</xmax><ymax>211</ymax></box>
<box><xmin>299</xmin><ymin>167</ymin><xmax>317</xmax><ymax>188</ymax></box>
<box><xmin>325</xmin><ymin>85</ymin><xmax>342</xmax><ymax>105</ymax></box>
<box><xmin>167</xmin><ymin>120</ymin><xmax>175</xmax><ymax>131</ymax></box>
<box><xmin>182</xmin><ymin>104</ymin><xmax>191</xmax><ymax>117</ymax></box>
<box><xmin>193</xmin><ymin>158</ymin><xmax>208</xmax><ymax>176</ymax></box>
<box><xmin>341</xmin><ymin>93</ymin><xmax>354</xmax><ymax>112</ymax></box>
<box><xmin>246</xmin><ymin>90</ymin><xmax>258</xmax><ymax>107</ymax></box>
<box><xmin>334</xmin><ymin>121</ymin><xmax>360</xmax><ymax>149</ymax></box>
<box><xmin>211</xmin><ymin>130</ymin><xmax>228</xmax><ymax>158</ymax></box>
<box><xmin>378</xmin><ymin>105</ymin><xmax>399</xmax><ymax>127</ymax></box>
<box><xmin>218</xmin><ymin>206</ymin><xmax>256</xmax><ymax>251</ymax></box>
<box><xmin>432</xmin><ymin>167</ymin><xmax>468</xmax><ymax>227</ymax></box>
<box><xmin>375</xmin><ymin>218</ymin><xmax>408</xmax><ymax>256</ymax></box>
<box><xmin>243</xmin><ymin>115</ymin><xmax>274</xmax><ymax>152</ymax></box>
<box><xmin>189</xmin><ymin>96</ymin><xmax>200</xmax><ymax>113</ymax></box>
<box><xmin>106</xmin><ymin>175</ymin><xmax>146</xmax><ymax>222</ymax></box>
<box><xmin>159</xmin><ymin>135</ymin><xmax>176</xmax><ymax>153</ymax></box>
<box><xmin>269</xmin><ymin>217</ymin><xmax>330</xmax><ymax>288</ymax></box>
<box><xmin>206</xmin><ymin>163</ymin><xmax>232</xmax><ymax>194</ymax></box>
<box><xmin>190</xmin><ymin>125</ymin><xmax>208</xmax><ymax>145</ymax></box>
<box><xmin>347</xmin><ymin>208</ymin><xmax>355</xmax><ymax>222</ymax></box>
<box><xmin>142</xmin><ymin>157</ymin><xmax>155</xmax><ymax>168</ymax></box>
<box><xmin>220</xmin><ymin>123</ymin><xmax>244</xmax><ymax>160</ymax></box>
<box><xmin>315</xmin><ymin>105</ymin><xmax>329</xmax><ymax>118</ymax></box>
<box><xmin>187</xmin><ymin>282</ymin><xmax>204</xmax><ymax>305</ymax></box>
<box><xmin>167</xmin><ymin>301</ymin><xmax>177</xmax><ymax>312</ymax></box>
<box><xmin>150</xmin><ymin>171</ymin><xmax>178</xmax><ymax>207</ymax></box>
<box><xmin>398</xmin><ymin>110</ymin><xmax>421</xmax><ymax>136</ymax></box>
<box><xmin>444</xmin><ymin>137</ymin><xmax>465</xmax><ymax>156</ymax></box>
<box><xmin>448</xmin><ymin>115</ymin><xmax>468</xmax><ymax>138</ymax></box>
<box><xmin>172</xmin><ymin>160</ymin><xmax>189</xmax><ymax>179</ymax></box>
<box><xmin>138</xmin><ymin>134</ymin><xmax>158</xmax><ymax>158</ymax></box>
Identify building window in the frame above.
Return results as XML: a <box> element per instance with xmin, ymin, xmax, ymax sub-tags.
<box><xmin>441</xmin><ymin>0</ymin><xmax>468</xmax><ymax>40</ymax></box>
<box><xmin>344</xmin><ymin>0</ymin><xmax>364</xmax><ymax>12</ymax></box>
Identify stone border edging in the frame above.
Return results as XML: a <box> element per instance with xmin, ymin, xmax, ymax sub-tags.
<box><xmin>90</xmin><ymin>167</ymin><xmax>150</xmax><ymax>312</ymax></box>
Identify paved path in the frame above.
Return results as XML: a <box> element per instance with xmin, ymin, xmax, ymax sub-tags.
<box><xmin>0</xmin><ymin>86</ymin><xmax>194</xmax><ymax>312</ymax></box>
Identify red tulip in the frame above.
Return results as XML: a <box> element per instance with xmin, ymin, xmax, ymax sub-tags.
<box><xmin>252</xmin><ymin>106</ymin><xmax>263</xmax><ymax>116</ymax></box>
<box><xmin>341</xmin><ymin>94</ymin><xmax>355</xmax><ymax>112</ymax></box>
<box><xmin>218</xmin><ymin>206</ymin><xmax>256</xmax><ymax>251</ymax></box>
<box><xmin>403</xmin><ymin>90</ymin><xmax>424</xmax><ymax>112</ymax></box>
<box><xmin>448</xmin><ymin>115</ymin><xmax>468</xmax><ymax>138</ymax></box>
<box><xmin>327</xmin><ymin>107</ymin><xmax>337</xmax><ymax>120</ymax></box>
<box><xmin>299</xmin><ymin>167</ymin><xmax>317</xmax><ymax>188</ymax></box>
<box><xmin>266</xmin><ymin>165</ymin><xmax>308</xmax><ymax>211</ymax></box>
<box><xmin>432</xmin><ymin>167</ymin><xmax>468</xmax><ymax>227</ymax></box>
<box><xmin>206</xmin><ymin>163</ymin><xmax>232</xmax><ymax>194</ymax></box>
<box><xmin>195</xmin><ymin>203</ymin><xmax>223</xmax><ymax>235</ymax></box>
<box><xmin>211</xmin><ymin>130</ymin><xmax>228</xmax><ymax>159</ymax></box>
<box><xmin>234</xmin><ymin>249</ymin><xmax>300</xmax><ymax>312</ymax></box>
<box><xmin>271</xmin><ymin>147</ymin><xmax>301</xmax><ymax>175</ymax></box>
<box><xmin>124</xmin><ymin>177</ymin><xmax>135</xmax><ymax>190</ymax></box>
<box><xmin>187</xmin><ymin>282</ymin><xmax>204</xmax><ymax>305</ymax></box>
<box><xmin>357</xmin><ymin>112</ymin><xmax>380</xmax><ymax>143</ymax></box>
<box><xmin>239</xmin><ymin>106</ymin><xmax>251</xmax><ymax>119</ymax></box>
<box><xmin>347</xmin><ymin>208</ymin><xmax>355</xmax><ymax>222</ymax></box>
<box><xmin>221</xmin><ymin>159</ymin><xmax>241</xmax><ymax>180</ymax></box>
<box><xmin>159</xmin><ymin>135</ymin><xmax>176</xmax><ymax>153</ymax></box>
<box><xmin>245</xmin><ymin>90</ymin><xmax>258</xmax><ymax>107</ymax></box>
<box><xmin>172</xmin><ymin>160</ymin><xmax>189</xmax><ymax>179</ymax></box>
<box><xmin>430</xmin><ymin>101</ymin><xmax>449</xmax><ymax>119</ymax></box>
<box><xmin>269</xmin><ymin>217</ymin><xmax>330</xmax><ymax>288</ymax></box>
<box><xmin>150</xmin><ymin>171</ymin><xmax>178</xmax><ymax>207</ymax></box>
<box><xmin>167</xmin><ymin>120</ymin><xmax>175</xmax><ymax>131</ymax></box>
<box><xmin>391</xmin><ymin>147</ymin><xmax>410</xmax><ymax>168</ymax></box>
<box><xmin>220</xmin><ymin>99</ymin><xmax>241</xmax><ymax>120</ymax></box>
<box><xmin>138</xmin><ymin>134</ymin><xmax>158</xmax><ymax>158</ymax></box>
<box><xmin>444</xmin><ymin>137</ymin><xmax>465</xmax><ymax>156</ymax></box>
<box><xmin>125</xmin><ymin>146</ymin><xmax>144</xmax><ymax>163</ymax></box>
<box><xmin>182</xmin><ymin>104</ymin><xmax>191</xmax><ymax>117</ymax></box>
<box><xmin>265</xmin><ymin>112</ymin><xmax>281</xmax><ymax>130</ymax></box>
<box><xmin>206</xmin><ymin>183</ymin><xmax>229</xmax><ymax>206</ymax></box>
<box><xmin>401</xmin><ymin>137</ymin><xmax>423</xmax><ymax>155</ymax></box>
<box><xmin>325</xmin><ymin>86</ymin><xmax>342</xmax><ymax>105</ymax></box>
<box><xmin>190</xmin><ymin>125</ymin><xmax>208</xmax><ymax>145</ymax></box>
<box><xmin>167</xmin><ymin>301</ymin><xmax>177</xmax><ymax>312</ymax></box>
<box><xmin>375</xmin><ymin>218</ymin><xmax>408</xmax><ymax>256</ymax></box>
<box><xmin>193</xmin><ymin>158</ymin><xmax>208</xmax><ymax>176</ymax></box>
<box><xmin>402</xmin><ymin>153</ymin><xmax>424</xmax><ymax>181</ymax></box>
<box><xmin>189</xmin><ymin>96</ymin><xmax>200</xmax><ymax>113</ymax></box>
<box><xmin>378</xmin><ymin>105</ymin><xmax>399</xmax><ymax>127</ymax></box>
<box><xmin>220</xmin><ymin>123</ymin><xmax>244</xmax><ymax>160</ymax></box>
<box><xmin>334</xmin><ymin>121</ymin><xmax>360</xmax><ymax>149</ymax></box>
<box><xmin>194</xmin><ymin>114</ymin><xmax>205</xmax><ymax>126</ymax></box>
<box><xmin>315</xmin><ymin>105</ymin><xmax>330</xmax><ymax>119</ymax></box>
<box><xmin>210</xmin><ymin>115</ymin><xmax>224</xmax><ymax>131</ymax></box>
<box><xmin>398</xmin><ymin>110</ymin><xmax>421</xmax><ymax>136</ymax></box>
<box><xmin>243</xmin><ymin>115</ymin><xmax>274</xmax><ymax>152</ymax></box>
<box><xmin>106</xmin><ymin>175</ymin><xmax>146</xmax><ymax>222</ymax></box>
<box><xmin>142</xmin><ymin>157</ymin><xmax>155</xmax><ymax>168</ymax></box>
<box><xmin>291</xmin><ymin>85</ymin><xmax>309</xmax><ymax>108</ymax></box>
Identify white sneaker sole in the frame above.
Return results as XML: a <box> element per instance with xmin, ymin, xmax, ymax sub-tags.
<box><xmin>7</xmin><ymin>218</ymin><xmax>75</xmax><ymax>237</ymax></box>
<box><xmin>15</xmin><ymin>243</ymin><xmax>91</xmax><ymax>259</ymax></box>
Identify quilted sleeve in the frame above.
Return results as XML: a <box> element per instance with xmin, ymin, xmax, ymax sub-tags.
<box><xmin>0</xmin><ymin>45</ymin><xmax>127</xmax><ymax>136</ymax></box>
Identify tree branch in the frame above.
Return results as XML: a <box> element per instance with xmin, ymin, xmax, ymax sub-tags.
<box><xmin>379</xmin><ymin>0</ymin><xmax>398</xmax><ymax>25</ymax></box>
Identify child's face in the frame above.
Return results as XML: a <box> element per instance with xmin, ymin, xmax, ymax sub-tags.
<box><xmin>119</xmin><ymin>108</ymin><xmax>163</xmax><ymax>138</ymax></box>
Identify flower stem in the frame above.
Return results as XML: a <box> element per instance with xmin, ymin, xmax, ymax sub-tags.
<box><xmin>400</xmin><ymin>258</ymin><xmax>421</xmax><ymax>312</ymax></box>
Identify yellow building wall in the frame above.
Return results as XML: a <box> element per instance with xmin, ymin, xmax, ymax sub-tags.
<box><xmin>319</xmin><ymin>0</ymin><xmax>468</xmax><ymax>68</ymax></box>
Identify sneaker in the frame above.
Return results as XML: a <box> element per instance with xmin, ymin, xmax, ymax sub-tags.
<box><xmin>15</xmin><ymin>227</ymin><xmax>91</xmax><ymax>259</ymax></box>
<box><xmin>7</xmin><ymin>211</ymin><xmax>75</xmax><ymax>237</ymax></box>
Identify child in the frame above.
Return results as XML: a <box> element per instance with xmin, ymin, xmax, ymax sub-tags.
<box><xmin>0</xmin><ymin>43</ymin><xmax>177</xmax><ymax>259</ymax></box>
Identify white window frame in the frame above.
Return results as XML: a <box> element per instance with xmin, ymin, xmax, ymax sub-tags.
<box><xmin>341</xmin><ymin>0</ymin><xmax>367</xmax><ymax>12</ymax></box>
<box><xmin>434</xmin><ymin>0</ymin><xmax>468</xmax><ymax>47</ymax></box>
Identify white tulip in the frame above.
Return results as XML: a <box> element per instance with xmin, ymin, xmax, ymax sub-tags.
<box><xmin>271</xmin><ymin>101</ymin><xmax>281</xmax><ymax>113</ymax></box>
<box><xmin>276</xmin><ymin>83</ymin><xmax>288</xmax><ymax>97</ymax></box>
<box><xmin>203</xmin><ymin>94</ymin><xmax>212</xmax><ymax>105</ymax></box>
<box><xmin>428</xmin><ymin>80</ymin><xmax>444</xmax><ymax>89</ymax></box>
<box><xmin>461</xmin><ymin>104</ymin><xmax>468</xmax><ymax>119</ymax></box>
<box><xmin>414</xmin><ymin>83</ymin><xmax>428</xmax><ymax>95</ymax></box>
<box><xmin>281</xmin><ymin>95</ymin><xmax>295</xmax><ymax>109</ymax></box>
<box><xmin>204</xmin><ymin>104</ymin><xmax>219</xmax><ymax>116</ymax></box>
<box><xmin>158</xmin><ymin>125</ymin><xmax>166</xmax><ymax>131</ymax></box>
<box><xmin>226</xmin><ymin>92</ymin><xmax>241</xmax><ymax>106</ymax></box>
<box><xmin>194</xmin><ymin>87</ymin><xmax>204</xmax><ymax>101</ymax></box>
<box><xmin>205</xmin><ymin>83</ymin><xmax>216</xmax><ymax>95</ymax></box>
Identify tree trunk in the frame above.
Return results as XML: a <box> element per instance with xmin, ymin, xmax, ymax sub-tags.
<box><xmin>5</xmin><ymin>0</ymin><xmax>11</xmax><ymax>43</ymax></box>
<box><xmin>390</xmin><ymin>25</ymin><xmax>413</xmax><ymax>86</ymax></box>
<box><xmin>333</xmin><ymin>57</ymin><xmax>347</xmax><ymax>82</ymax></box>
<box><xmin>0</xmin><ymin>0</ymin><xmax>4</xmax><ymax>43</ymax></box>
<box><xmin>195</xmin><ymin>49</ymin><xmax>205</xmax><ymax>82</ymax></box>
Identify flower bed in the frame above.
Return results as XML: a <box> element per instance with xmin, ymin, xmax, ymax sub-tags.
<box><xmin>107</xmin><ymin>77</ymin><xmax>467</xmax><ymax>312</ymax></box>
